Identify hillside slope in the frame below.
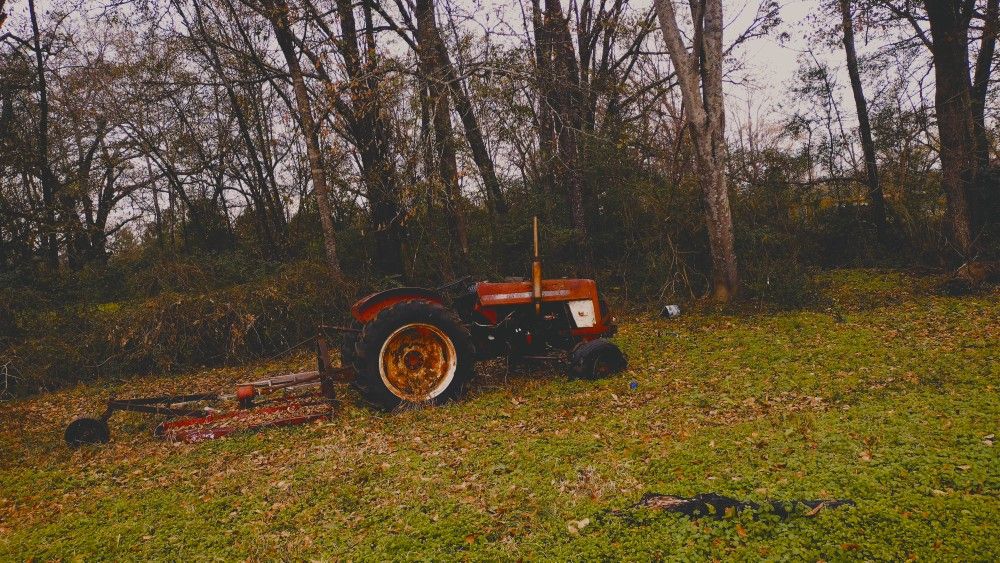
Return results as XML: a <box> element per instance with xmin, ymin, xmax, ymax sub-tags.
<box><xmin>1</xmin><ymin>270</ymin><xmax>997</xmax><ymax>560</ymax></box>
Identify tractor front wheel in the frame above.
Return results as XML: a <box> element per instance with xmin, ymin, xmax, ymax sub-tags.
<box><xmin>354</xmin><ymin>301</ymin><xmax>475</xmax><ymax>411</ymax></box>
<box><xmin>568</xmin><ymin>338</ymin><xmax>627</xmax><ymax>380</ymax></box>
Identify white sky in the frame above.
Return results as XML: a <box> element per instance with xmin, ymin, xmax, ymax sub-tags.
<box><xmin>4</xmin><ymin>0</ymin><xmax>875</xmax><ymax>137</ymax></box>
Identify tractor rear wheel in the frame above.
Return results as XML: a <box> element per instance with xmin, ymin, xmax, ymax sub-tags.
<box><xmin>339</xmin><ymin>322</ymin><xmax>362</xmax><ymax>390</ymax></box>
<box><xmin>568</xmin><ymin>338</ymin><xmax>627</xmax><ymax>380</ymax></box>
<box><xmin>354</xmin><ymin>300</ymin><xmax>475</xmax><ymax>410</ymax></box>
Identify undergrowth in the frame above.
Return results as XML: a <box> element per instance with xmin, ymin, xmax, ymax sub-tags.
<box><xmin>1</xmin><ymin>260</ymin><xmax>355</xmax><ymax>395</ymax></box>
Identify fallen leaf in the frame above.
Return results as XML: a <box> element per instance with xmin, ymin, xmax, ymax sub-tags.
<box><xmin>804</xmin><ymin>502</ymin><xmax>827</xmax><ymax>517</ymax></box>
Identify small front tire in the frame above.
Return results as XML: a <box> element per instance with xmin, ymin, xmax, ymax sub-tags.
<box><xmin>65</xmin><ymin>417</ymin><xmax>110</xmax><ymax>448</ymax></box>
<box><xmin>568</xmin><ymin>338</ymin><xmax>627</xmax><ymax>380</ymax></box>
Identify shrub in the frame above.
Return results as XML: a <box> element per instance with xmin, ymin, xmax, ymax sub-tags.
<box><xmin>2</xmin><ymin>261</ymin><xmax>356</xmax><ymax>395</ymax></box>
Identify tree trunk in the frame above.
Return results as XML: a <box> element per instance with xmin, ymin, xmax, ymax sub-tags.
<box><xmin>415</xmin><ymin>0</ymin><xmax>470</xmax><ymax>272</ymax></box>
<box><xmin>839</xmin><ymin>0</ymin><xmax>887</xmax><ymax>233</ymax></box>
<box><xmin>971</xmin><ymin>0</ymin><xmax>997</xmax><ymax>230</ymax></box>
<box><xmin>972</xmin><ymin>0</ymin><xmax>998</xmax><ymax>170</ymax></box>
<box><xmin>926</xmin><ymin>0</ymin><xmax>977</xmax><ymax>258</ymax></box>
<box><xmin>654</xmin><ymin>0</ymin><xmax>739</xmax><ymax>301</ymax></box>
<box><xmin>28</xmin><ymin>0</ymin><xmax>58</xmax><ymax>268</ymax></box>
<box><xmin>544</xmin><ymin>0</ymin><xmax>590</xmax><ymax>273</ymax></box>
<box><xmin>445</xmin><ymin>74</ymin><xmax>507</xmax><ymax>216</ymax></box>
<box><xmin>266</xmin><ymin>0</ymin><xmax>343</xmax><ymax>276</ymax></box>
<box><xmin>531</xmin><ymin>0</ymin><xmax>556</xmax><ymax>208</ymax></box>
<box><xmin>427</xmin><ymin>13</ymin><xmax>506</xmax><ymax>216</ymax></box>
<box><xmin>335</xmin><ymin>0</ymin><xmax>407</xmax><ymax>279</ymax></box>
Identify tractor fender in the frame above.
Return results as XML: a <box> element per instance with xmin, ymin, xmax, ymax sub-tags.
<box><xmin>350</xmin><ymin>287</ymin><xmax>446</xmax><ymax>323</ymax></box>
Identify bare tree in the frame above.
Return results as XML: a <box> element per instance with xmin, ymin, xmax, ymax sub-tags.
<box><xmin>925</xmin><ymin>0</ymin><xmax>980</xmax><ymax>258</ymax></box>
<box><xmin>27</xmin><ymin>0</ymin><xmax>57</xmax><ymax>267</ymax></box>
<box><xmin>260</xmin><ymin>0</ymin><xmax>343</xmax><ymax>276</ymax></box>
<box><xmin>653</xmin><ymin>0</ymin><xmax>739</xmax><ymax>300</ymax></box>
<box><xmin>839</xmin><ymin>0</ymin><xmax>887</xmax><ymax>233</ymax></box>
<box><xmin>415</xmin><ymin>0</ymin><xmax>470</xmax><ymax>271</ymax></box>
<box><xmin>873</xmin><ymin>0</ymin><xmax>997</xmax><ymax>258</ymax></box>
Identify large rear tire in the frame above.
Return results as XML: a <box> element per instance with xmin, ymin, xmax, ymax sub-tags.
<box><xmin>354</xmin><ymin>301</ymin><xmax>476</xmax><ymax>411</ymax></box>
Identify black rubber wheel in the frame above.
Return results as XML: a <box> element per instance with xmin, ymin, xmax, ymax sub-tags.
<box><xmin>339</xmin><ymin>323</ymin><xmax>363</xmax><ymax>391</ymax></box>
<box><xmin>65</xmin><ymin>417</ymin><xmax>110</xmax><ymax>448</ymax></box>
<box><xmin>354</xmin><ymin>300</ymin><xmax>476</xmax><ymax>411</ymax></box>
<box><xmin>339</xmin><ymin>321</ymin><xmax>360</xmax><ymax>368</ymax></box>
<box><xmin>568</xmin><ymin>338</ymin><xmax>627</xmax><ymax>380</ymax></box>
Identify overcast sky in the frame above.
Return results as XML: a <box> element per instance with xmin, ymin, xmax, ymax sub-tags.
<box><xmin>4</xmin><ymin>0</ymin><xmax>879</xmax><ymax>137</ymax></box>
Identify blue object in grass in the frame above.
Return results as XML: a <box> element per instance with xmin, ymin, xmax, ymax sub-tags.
<box><xmin>629</xmin><ymin>380</ymin><xmax>638</xmax><ymax>391</ymax></box>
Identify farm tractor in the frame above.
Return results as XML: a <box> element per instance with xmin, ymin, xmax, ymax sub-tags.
<box><xmin>64</xmin><ymin>218</ymin><xmax>626</xmax><ymax>446</ymax></box>
<box><xmin>341</xmin><ymin>217</ymin><xmax>627</xmax><ymax>410</ymax></box>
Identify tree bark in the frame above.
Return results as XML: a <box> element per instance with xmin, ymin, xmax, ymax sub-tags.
<box><xmin>543</xmin><ymin>0</ymin><xmax>590</xmax><ymax>273</ymax></box>
<box><xmin>430</xmin><ymin>30</ymin><xmax>507</xmax><ymax>216</ymax></box>
<box><xmin>335</xmin><ymin>0</ymin><xmax>407</xmax><ymax>278</ymax></box>
<box><xmin>972</xmin><ymin>0</ymin><xmax>998</xmax><ymax>171</ymax></box>
<box><xmin>926</xmin><ymin>0</ymin><xmax>977</xmax><ymax>258</ymax></box>
<box><xmin>654</xmin><ymin>0</ymin><xmax>739</xmax><ymax>301</ymax></box>
<box><xmin>28</xmin><ymin>0</ymin><xmax>58</xmax><ymax>268</ymax></box>
<box><xmin>839</xmin><ymin>0</ymin><xmax>887</xmax><ymax>233</ymax></box>
<box><xmin>265</xmin><ymin>0</ymin><xmax>343</xmax><ymax>276</ymax></box>
<box><xmin>531</xmin><ymin>0</ymin><xmax>556</xmax><ymax>207</ymax></box>
<box><xmin>415</xmin><ymin>0</ymin><xmax>470</xmax><ymax>272</ymax></box>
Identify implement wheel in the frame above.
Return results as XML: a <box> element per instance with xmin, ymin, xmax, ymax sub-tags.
<box><xmin>354</xmin><ymin>301</ymin><xmax>475</xmax><ymax>411</ymax></box>
<box><xmin>65</xmin><ymin>417</ymin><xmax>110</xmax><ymax>448</ymax></box>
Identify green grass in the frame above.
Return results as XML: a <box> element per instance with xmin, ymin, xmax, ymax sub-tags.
<box><xmin>1</xmin><ymin>269</ymin><xmax>997</xmax><ymax>560</ymax></box>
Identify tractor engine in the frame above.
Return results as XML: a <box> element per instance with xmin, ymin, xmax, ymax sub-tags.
<box><xmin>465</xmin><ymin>278</ymin><xmax>615</xmax><ymax>357</ymax></box>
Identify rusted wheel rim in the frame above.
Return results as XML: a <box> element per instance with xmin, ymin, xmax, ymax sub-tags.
<box><xmin>379</xmin><ymin>323</ymin><xmax>457</xmax><ymax>401</ymax></box>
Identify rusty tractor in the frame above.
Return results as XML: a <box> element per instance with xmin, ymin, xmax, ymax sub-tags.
<box><xmin>64</xmin><ymin>218</ymin><xmax>625</xmax><ymax>446</ymax></box>
<box><xmin>339</xmin><ymin>217</ymin><xmax>626</xmax><ymax>410</ymax></box>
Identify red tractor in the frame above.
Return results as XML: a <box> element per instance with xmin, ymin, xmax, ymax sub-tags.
<box><xmin>62</xmin><ymin>219</ymin><xmax>625</xmax><ymax>446</ymax></box>
<box><xmin>340</xmin><ymin>218</ymin><xmax>627</xmax><ymax>410</ymax></box>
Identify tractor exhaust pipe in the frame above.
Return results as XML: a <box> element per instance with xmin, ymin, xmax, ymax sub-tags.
<box><xmin>532</xmin><ymin>216</ymin><xmax>542</xmax><ymax>315</ymax></box>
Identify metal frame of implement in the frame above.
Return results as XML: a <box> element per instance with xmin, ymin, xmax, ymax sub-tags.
<box><xmin>64</xmin><ymin>336</ymin><xmax>351</xmax><ymax>447</ymax></box>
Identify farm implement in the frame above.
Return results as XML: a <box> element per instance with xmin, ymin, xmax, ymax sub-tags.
<box><xmin>65</xmin><ymin>218</ymin><xmax>627</xmax><ymax>447</ymax></box>
<box><xmin>64</xmin><ymin>339</ymin><xmax>347</xmax><ymax>447</ymax></box>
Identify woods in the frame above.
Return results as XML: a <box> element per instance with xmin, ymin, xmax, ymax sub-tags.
<box><xmin>3</xmin><ymin>0</ymin><xmax>995</xmax><ymax>274</ymax></box>
<box><xmin>0</xmin><ymin>0</ymin><xmax>998</xmax><ymax>393</ymax></box>
<box><xmin>1</xmin><ymin>2</ymin><xmax>999</xmax><ymax>559</ymax></box>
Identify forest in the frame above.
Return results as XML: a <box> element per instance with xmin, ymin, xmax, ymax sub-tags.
<box><xmin>2</xmin><ymin>0</ymin><xmax>995</xmax><ymax>395</ymax></box>
<box><xmin>0</xmin><ymin>0</ymin><xmax>998</xmax><ymax>559</ymax></box>
<box><xmin>0</xmin><ymin>0</ymin><xmax>1000</xmax><ymax>390</ymax></box>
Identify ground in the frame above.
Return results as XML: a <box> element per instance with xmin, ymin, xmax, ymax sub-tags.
<box><xmin>1</xmin><ymin>270</ymin><xmax>997</xmax><ymax>560</ymax></box>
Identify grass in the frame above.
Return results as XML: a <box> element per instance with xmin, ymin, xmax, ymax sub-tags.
<box><xmin>1</xmin><ymin>269</ymin><xmax>997</xmax><ymax>560</ymax></box>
